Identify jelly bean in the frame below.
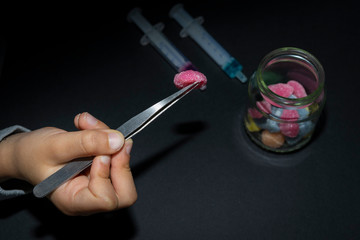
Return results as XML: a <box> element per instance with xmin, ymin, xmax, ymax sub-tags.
<box><xmin>309</xmin><ymin>102</ymin><xmax>319</xmax><ymax>114</ymax></box>
<box><xmin>281</xmin><ymin>109</ymin><xmax>299</xmax><ymax>121</ymax></box>
<box><xmin>248</xmin><ymin>100</ymin><xmax>272</xmax><ymax>119</ymax></box>
<box><xmin>279</xmin><ymin>122</ymin><xmax>299</xmax><ymax>138</ymax></box>
<box><xmin>262</xmin><ymin>83</ymin><xmax>294</xmax><ymax>107</ymax></box>
<box><xmin>268</xmin><ymin>83</ymin><xmax>294</xmax><ymax>98</ymax></box>
<box><xmin>297</xmin><ymin>107</ymin><xmax>309</xmax><ymax>120</ymax></box>
<box><xmin>265</xmin><ymin>119</ymin><xmax>280</xmax><ymax>132</ymax></box>
<box><xmin>285</xmin><ymin>121</ymin><xmax>314</xmax><ymax>145</ymax></box>
<box><xmin>277</xmin><ymin>107</ymin><xmax>301</xmax><ymax>137</ymax></box>
<box><xmin>271</xmin><ymin>105</ymin><xmax>283</xmax><ymax>118</ymax></box>
<box><xmin>256</xmin><ymin>100</ymin><xmax>271</xmax><ymax>114</ymax></box>
<box><xmin>245</xmin><ymin>115</ymin><xmax>261</xmax><ymax>132</ymax></box>
<box><xmin>261</xmin><ymin>130</ymin><xmax>285</xmax><ymax>148</ymax></box>
<box><xmin>298</xmin><ymin>120</ymin><xmax>314</xmax><ymax>136</ymax></box>
<box><xmin>287</xmin><ymin>80</ymin><xmax>307</xmax><ymax>98</ymax></box>
<box><xmin>252</xmin><ymin>80</ymin><xmax>312</xmax><ymax>142</ymax></box>
<box><xmin>250</xmin><ymin>105</ymin><xmax>282</xmax><ymax>133</ymax></box>
<box><xmin>248</xmin><ymin>108</ymin><xmax>263</xmax><ymax>119</ymax></box>
<box><xmin>287</xmin><ymin>94</ymin><xmax>309</xmax><ymax>120</ymax></box>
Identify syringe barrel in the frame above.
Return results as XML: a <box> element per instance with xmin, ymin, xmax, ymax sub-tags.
<box><xmin>170</xmin><ymin>4</ymin><xmax>230</xmax><ymax>68</ymax></box>
<box><xmin>169</xmin><ymin>4</ymin><xmax>194</xmax><ymax>28</ymax></box>
<box><xmin>147</xmin><ymin>30</ymin><xmax>192</xmax><ymax>71</ymax></box>
<box><xmin>170</xmin><ymin>4</ymin><xmax>247</xmax><ymax>82</ymax></box>
<box><xmin>127</xmin><ymin>8</ymin><xmax>153</xmax><ymax>34</ymax></box>
<box><xmin>187</xmin><ymin>23</ymin><xmax>231</xmax><ymax>67</ymax></box>
<box><xmin>128</xmin><ymin>8</ymin><xmax>196</xmax><ymax>72</ymax></box>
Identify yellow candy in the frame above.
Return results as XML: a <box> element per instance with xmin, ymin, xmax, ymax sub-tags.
<box><xmin>245</xmin><ymin>116</ymin><xmax>261</xmax><ymax>132</ymax></box>
<box><xmin>308</xmin><ymin>103</ymin><xmax>318</xmax><ymax>114</ymax></box>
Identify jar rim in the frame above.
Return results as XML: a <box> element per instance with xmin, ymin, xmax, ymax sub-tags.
<box><xmin>257</xmin><ymin>47</ymin><xmax>325</xmax><ymax>107</ymax></box>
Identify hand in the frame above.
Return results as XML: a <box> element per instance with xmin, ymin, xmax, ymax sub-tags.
<box><xmin>0</xmin><ymin>113</ymin><xmax>137</xmax><ymax>215</ymax></box>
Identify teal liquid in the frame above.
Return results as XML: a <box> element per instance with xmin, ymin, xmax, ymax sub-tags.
<box><xmin>222</xmin><ymin>58</ymin><xmax>243</xmax><ymax>78</ymax></box>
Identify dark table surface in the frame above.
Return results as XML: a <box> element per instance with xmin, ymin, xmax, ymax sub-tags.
<box><xmin>1</xmin><ymin>1</ymin><xmax>360</xmax><ymax>239</ymax></box>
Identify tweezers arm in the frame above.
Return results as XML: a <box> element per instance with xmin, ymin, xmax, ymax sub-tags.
<box><xmin>117</xmin><ymin>82</ymin><xmax>199</xmax><ymax>139</ymax></box>
<box><xmin>33</xmin><ymin>157</ymin><xmax>93</xmax><ymax>198</ymax></box>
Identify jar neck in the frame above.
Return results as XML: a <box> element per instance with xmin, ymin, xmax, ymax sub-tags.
<box><xmin>256</xmin><ymin>47</ymin><xmax>325</xmax><ymax>109</ymax></box>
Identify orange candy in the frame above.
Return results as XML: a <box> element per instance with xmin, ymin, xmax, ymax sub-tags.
<box><xmin>261</xmin><ymin>130</ymin><xmax>285</xmax><ymax>148</ymax></box>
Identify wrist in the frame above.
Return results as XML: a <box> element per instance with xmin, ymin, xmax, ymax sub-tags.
<box><xmin>0</xmin><ymin>133</ymin><xmax>23</xmax><ymax>180</ymax></box>
<box><xmin>0</xmin><ymin>126</ymin><xmax>31</xmax><ymax>181</ymax></box>
<box><xmin>0</xmin><ymin>136</ymin><xmax>14</xmax><ymax>179</ymax></box>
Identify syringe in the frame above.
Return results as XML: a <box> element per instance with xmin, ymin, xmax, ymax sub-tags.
<box><xmin>127</xmin><ymin>8</ymin><xmax>197</xmax><ymax>72</ymax></box>
<box><xmin>169</xmin><ymin>4</ymin><xmax>247</xmax><ymax>83</ymax></box>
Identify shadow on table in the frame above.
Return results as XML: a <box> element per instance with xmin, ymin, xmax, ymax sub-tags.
<box><xmin>132</xmin><ymin>120</ymin><xmax>208</xmax><ymax>178</ymax></box>
<box><xmin>0</xmin><ymin>188</ymin><xmax>137</xmax><ymax>239</ymax></box>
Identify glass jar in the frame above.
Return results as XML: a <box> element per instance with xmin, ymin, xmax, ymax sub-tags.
<box><xmin>244</xmin><ymin>47</ymin><xmax>325</xmax><ymax>152</ymax></box>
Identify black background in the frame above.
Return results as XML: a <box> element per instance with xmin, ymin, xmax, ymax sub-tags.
<box><xmin>1</xmin><ymin>1</ymin><xmax>360</xmax><ymax>239</ymax></box>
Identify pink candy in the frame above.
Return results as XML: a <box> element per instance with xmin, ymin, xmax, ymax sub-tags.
<box><xmin>280</xmin><ymin>109</ymin><xmax>300</xmax><ymax>137</ymax></box>
<box><xmin>287</xmin><ymin>80</ymin><xmax>307</xmax><ymax>98</ymax></box>
<box><xmin>279</xmin><ymin>123</ymin><xmax>299</xmax><ymax>138</ymax></box>
<box><xmin>256</xmin><ymin>100</ymin><xmax>271</xmax><ymax>114</ymax></box>
<box><xmin>268</xmin><ymin>80</ymin><xmax>307</xmax><ymax>98</ymax></box>
<box><xmin>248</xmin><ymin>100</ymin><xmax>271</xmax><ymax>119</ymax></box>
<box><xmin>262</xmin><ymin>83</ymin><xmax>294</xmax><ymax>107</ymax></box>
<box><xmin>248</xmin><ymin>108</ymin><xmax>263</xmax><ymax>119</ymax></box>
<box><xmin>262</xmin><ymin>80</ymin><xmax>308</xmax><ymax>107</ymax></box>
<box><xmin>281</xmin><ymin>109</ymin><xmax>299</xmax><ymax>121</ymax></box>
<box><xmin>268</xmin><ymin>83</ymin><xmax>294</xmax><ymax>98</ymax></box>
<box><xmin>174</xmin><ymin>70</ymin><xmax>207</xmax><ymax>90</ymax></box>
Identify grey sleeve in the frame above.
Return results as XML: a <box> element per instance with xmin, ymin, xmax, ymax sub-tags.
<box><xmin>0</xmin><ymin>125</ymin><xmax>32</xmax><ymax>200</ymax></box>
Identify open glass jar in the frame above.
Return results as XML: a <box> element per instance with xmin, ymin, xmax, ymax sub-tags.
<box><xmin>244</xmin><ymin>47</ymin><xmax>325</xmax><ymax>152</ymax></box>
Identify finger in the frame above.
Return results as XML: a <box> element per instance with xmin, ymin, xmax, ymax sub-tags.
<box><xmin>52</xmin><ymin>155</ymin><xmax>119</xmax><ymax>215</ymax></box>
<box><xmin>49</xmin><ymin>129</ymin><xmax>124</xmax><ymax>163</ymax></box>
<box><xmin>75</xmin><ymin>155</ymin><xmax>119</xmax><ymax>215</ymax></box>
<box><xmin>74</xmin><ymin>112</ymin><xmax>109</xmax><ymax>130</ymax></box>
<box><xmin>110</xmin><ymin>139</ymin><xmax>137</xmax><ymax>208</ymax></box>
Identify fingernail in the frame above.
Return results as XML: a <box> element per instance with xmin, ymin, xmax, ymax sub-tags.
<box><xmin>100</xmin><ymin>155</ymin><xmax>111</xmax><ymax>165</ymax></box>
<box><xmin>75</xmin><ymin>113</ymin><xmax>81</xmax><ymax>122</ymax></box>
<box><xmin>125</xmin><ymin>139</ymin><xmax>133</xmax><ymax>155</ymax></box>
<box><xmin>108</xmin><ymin>131</ymin><xmax>124</xmax><ymax>150</ymax></box>
<box><xmin>75</xmin><ymin>113</ymin><xmax>81</xmax><ymax>125</ymax></box>
<box><xmin>85</xmin><ymin>112</ymin><xmax>98</xmax><ymax>126</ymax></box>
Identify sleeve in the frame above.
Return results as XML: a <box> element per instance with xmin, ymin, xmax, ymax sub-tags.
<box><xmin>0</xmin><ymin>125</ymin><xmax>32</xmax><ymax>200</ymax></box>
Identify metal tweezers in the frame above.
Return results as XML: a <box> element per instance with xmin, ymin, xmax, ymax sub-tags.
<box><xmin>33</xmin><ymin>82</ymin><xmax>199</xmax><ymax>198</ymax></box>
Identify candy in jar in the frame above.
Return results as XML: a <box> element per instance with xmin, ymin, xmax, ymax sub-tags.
<box><xmin>244</xmin><ymin>47</ymin><xmax>326</xmax><ymax>152</ymax></box>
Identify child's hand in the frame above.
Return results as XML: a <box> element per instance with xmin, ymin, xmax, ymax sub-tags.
<box><xmin>0</xmin><ymin>113</ymin><xmax>137</xmax><ymax>215</ymax></box>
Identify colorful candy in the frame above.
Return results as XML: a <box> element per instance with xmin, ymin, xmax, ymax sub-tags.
<box><xmin>245</xmin><ymin>81</ymin><xmax>315</xmax><ymax>149</ymax></box>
